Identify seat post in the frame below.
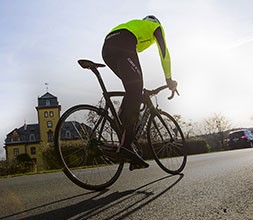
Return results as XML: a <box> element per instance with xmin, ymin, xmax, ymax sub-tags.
<box><xmin>90</xmin><ymin>67</ymin><xmax>108</xmax><ymax>95</ymax></box>
<box><xmin>90</xmin><ymin>67</ymin><xmax>122</xmax><ymax>132</ymax></box>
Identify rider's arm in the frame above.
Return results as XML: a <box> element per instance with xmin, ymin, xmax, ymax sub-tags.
<box><xmin>154</xmin><ymin>27</ymin><xmax>172</xmax><ymax>80</ymax></box>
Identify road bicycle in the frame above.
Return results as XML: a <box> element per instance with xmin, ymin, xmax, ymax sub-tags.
<box><xmin>54</xmin><ymin>59</ymin><xmax>187</xmax><ymax>191</ymax></box>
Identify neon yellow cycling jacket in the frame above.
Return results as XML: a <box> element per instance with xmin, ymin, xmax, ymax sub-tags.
<box><xmin>110</xmin><ymin>19</ymin><xmax>171</xmax><ymax>79</ymax></box>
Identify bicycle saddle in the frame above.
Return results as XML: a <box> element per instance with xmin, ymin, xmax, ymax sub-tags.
<box><xmin>78</xmin><ymin>59</ymin><xmax>106</xmax><ymax>69</ymax></box>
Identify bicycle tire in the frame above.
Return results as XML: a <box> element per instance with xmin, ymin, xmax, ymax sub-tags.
<box><xmin>147</xmin><ymin>110</ymin><xmax>187</xmax><ymax>174</ymax></box>
<box><xmin>54</xmin><ymin>104</ymin><xmax>124</xmax><ymax>190</ymax></box>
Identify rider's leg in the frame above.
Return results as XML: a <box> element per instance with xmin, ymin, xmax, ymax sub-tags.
<box><xmin>113</xmin><ymin>51</ymin><xmax>149</xmax><ymax>169</ymax></box>
<box><xmin>102</xmin><ymin>30</ymin><xmax>148</xmax><ymax>169</ymax></box>
<box><xmin>102</xmin><ymin>29</ymin><xmax>142</xmax><ymax>148</ymax></box>
<box><xmin>117</xmin><ymin>55</ymin><xmax>143</xmax><ymax>149</ymax></box>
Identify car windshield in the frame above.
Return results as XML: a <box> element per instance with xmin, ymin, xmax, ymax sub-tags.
<box><xmin>229</xmin><ymin>131</ymin><xmax>244</xmax><ymax>139</ymax></box>
<box><xmin>245</xmin><ymin>130</ymin><xmax>253</xmax><ymax>138</ymax></box>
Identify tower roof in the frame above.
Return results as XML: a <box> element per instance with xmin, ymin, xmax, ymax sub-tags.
<box><xmin>37</xmin><ymin>92</ymin><xmax>60</xmax><ymax>108</ymax></box>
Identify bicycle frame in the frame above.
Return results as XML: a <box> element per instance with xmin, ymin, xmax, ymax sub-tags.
<box><xmin>78</xmin><ymin>59</ymin><xmax>176</xmax><ymax>141</ymax></box>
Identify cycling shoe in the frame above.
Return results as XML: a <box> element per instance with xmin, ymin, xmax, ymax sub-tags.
<box><xmin>129</xmin><ymin>162</ymin><xmax>149</xmax><ymax>171</ymax></box>
<box><xmin>117</xmin><ymin>147</ymin><xmax>149</xmax><ymax>170</ymax></box>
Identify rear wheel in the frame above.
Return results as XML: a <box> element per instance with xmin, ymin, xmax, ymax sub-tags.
<box><xmin>147</xmin><ymin>110</ymin><xmax>187</xmax><ymax>174</ymax></box>
<box><xmin>54</xmin><ymin>105</ymin><xmax>123</xmax><ymax>190</ymax></box>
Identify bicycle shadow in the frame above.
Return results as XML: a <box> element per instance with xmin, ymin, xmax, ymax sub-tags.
<box><xmin>3</xmin><ymin>174</ymin><xmax>184</xmax><ymax>220</ymax></box>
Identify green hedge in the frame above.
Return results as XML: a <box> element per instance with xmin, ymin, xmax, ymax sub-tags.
<box><xmin>186</xmin><ymin>138</ymin><xmax>210</xmax><ymax>155</ymax></box>
<box><xmin>135</xmin><ymin>138</ymin><xmax>209</xmax><ymax>159</ymax></box>
<box><xmin>0</xmin><ymin>153</ymin><xmax>33</xmax><ymax>176</ymax></box>
<box><xmin>0</xmin><ymin>160</ymin><xmax>32</xmax><ymax>176</ymax></box>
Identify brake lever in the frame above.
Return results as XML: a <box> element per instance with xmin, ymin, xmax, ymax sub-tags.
<box><xmin>168</xmin><ymin>89</ymin><xmax>180</xmax><ymax>100</ymax></box>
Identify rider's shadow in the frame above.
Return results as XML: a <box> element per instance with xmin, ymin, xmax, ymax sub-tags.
<box><xmin>17</xmin><ymin>173</ymin><xmax>184</xmax><ymax>220</ymax></box>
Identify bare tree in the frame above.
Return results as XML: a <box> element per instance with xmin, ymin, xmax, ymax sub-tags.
<box><xmin>173</xmin><ymin>114</ymin><xmax>195</xmax><ymax>139</ymax></box>
<box><xmin>202</xmin><ymin>113</ymin><xmax>232</xmax><ymax>135</ymax></box>
<box><xmin>198</xmin><ymin>113</ymin><xmax>232</xmax><ymax>151</ymax></box>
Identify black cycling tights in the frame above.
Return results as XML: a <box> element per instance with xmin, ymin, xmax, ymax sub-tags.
<box><xmin>102</xmin><ymin>30</ymin><xmax>143</xmax><ymax>147</ymax></box>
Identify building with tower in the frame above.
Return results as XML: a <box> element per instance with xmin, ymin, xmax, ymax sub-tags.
<box><xmin>4</xmin><ymin>92</ymin><xmax>61</xmax><ymax>170</ymax></box>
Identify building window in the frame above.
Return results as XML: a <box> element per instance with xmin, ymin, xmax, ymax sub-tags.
<box><xmin>31</xmin><ymin>147</ymin><xmax>36</xmax><ymax>155</ymax></box>
<box><xmin>49</xmin><ymin>111</ymin><xmax>54</xmax><ymax>117</ymax></box>
<box><xmin>13</xmin><ymin>148</ymin><xmax>19</xmax><ymax>156</ymax></box>
<box><xmin>44</xmin><ymin>111</ymin><xmax>48</xmax><ymax>118</ymax></box>
<box><xmin>29</xmin><ymin>134</ymin><xmax>35</xmax><ymax>141</ymax></box>
<box><xmin>47</xmin><ymin>121</ymin><xmax>52</xmax><ymax>128</ymax></box>
<box><xmin>48</xmin><ymin>131</ymin><xmax>53</xmax><ymax>142</ymax></box>
<box><xmin>11</xmin><ymin>131</ymin><xmax>20</xmax><ymax>142</ymax></box>
<box><xmin>65</xmin><ymin>130</ymin><xmax>71</xmax><ymax>139</ymax></box>
<box><xmin>46</xmin><ymin>99</ymin><xmax>50</xmax><ymax>106</ymax></box>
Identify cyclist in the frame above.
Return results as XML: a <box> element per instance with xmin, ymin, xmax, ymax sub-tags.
<box><xmin>102</xmin><ymin>15</ymin><xmax>177</xmax><ymax>170</ymax></box>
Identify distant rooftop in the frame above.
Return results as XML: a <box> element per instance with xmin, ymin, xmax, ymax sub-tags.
<box><xmin>5</xmin><ymin>124</ymin><xmax>40</xmax><ymax>144</ymax></box>
<box><xmin>37</xmin><ymin>92</ymin><xmax>60</xmax><ymax>108</ymax></box>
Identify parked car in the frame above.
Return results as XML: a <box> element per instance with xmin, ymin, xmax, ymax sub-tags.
<box><xmin>227</xmin><ymin>129</ymin><xmax>253</xmax><ymax>149</ymax></box>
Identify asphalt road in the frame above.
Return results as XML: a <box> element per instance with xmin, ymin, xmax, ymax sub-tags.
<box><xmin>1</xmin><ymin>148</ymin><xmax>253</xmax><ymax>220</ymax></box>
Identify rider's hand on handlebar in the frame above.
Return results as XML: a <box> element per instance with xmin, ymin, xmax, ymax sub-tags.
<box><xmin>166</xmin><ymin>78</ymin><xmax>177</xmax><ymax>92</ymax></box>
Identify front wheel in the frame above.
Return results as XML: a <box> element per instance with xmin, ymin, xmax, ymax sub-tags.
<box><xmin>54</xmin><ymin>104</ymin><xmax>123</xmax><ymax>190</ymax></box>
<box><xmin>147</xmin><ymin>110</ymin><xmax>187</xmax><ymax>174</ymax></box>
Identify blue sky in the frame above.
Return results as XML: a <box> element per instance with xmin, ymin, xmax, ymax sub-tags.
<box><xmin>1</xmin><ymin>0</ymin><xmax>253</xmax><ymax>158</ymax></box>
